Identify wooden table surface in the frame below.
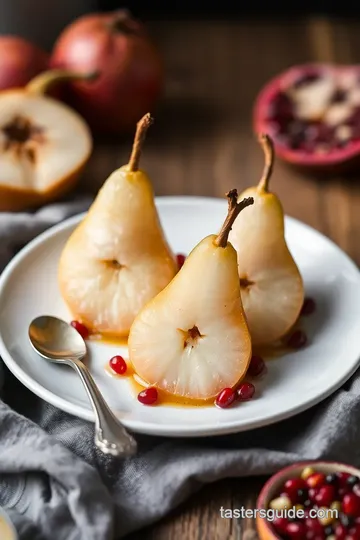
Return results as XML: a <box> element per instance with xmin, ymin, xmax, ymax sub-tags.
<box><xmin>78</xmin><ymin>17</ymin><xmax>360</xmax><ymax>540</ymax></box>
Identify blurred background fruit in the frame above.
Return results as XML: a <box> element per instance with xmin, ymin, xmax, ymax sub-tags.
<box><xmin>253</xmin><ymin>63</ymin><xmax>360</xmax><ymax>173</ymax></box>
<box><xmin>50</xmin><ymin>9</ymin><xmax>163</xmax><ymax>134</ymax></box>
<box><xmin>0</xmin><ymin>70</ymin><xmax>93</xmax><ymax>211</ymax></box>
<box><xmin>0</xmin><ymin>36</ymin><xmax>48</xmax><ymax>90</ymax></box>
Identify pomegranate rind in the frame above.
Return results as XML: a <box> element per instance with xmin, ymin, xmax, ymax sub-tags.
<box><xmin>253</xmin><ymin>63</ymin><xmax>360</xmax><ymax>168</ymax></box>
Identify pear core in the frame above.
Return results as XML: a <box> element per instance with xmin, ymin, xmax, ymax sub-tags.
<box><xmin>128</xmin><ymin>191</ymin><xmax>254</xmax><ymax>400</ymax></box>
<box><xmin>2</xmin><ymin>115</ymin><xmax>44</xmax><ymax>163</ymax></box>
<box><xmin>179</xmin><ymin>325</ymin><xmax>204</xmax><ymax>349</ymax></box>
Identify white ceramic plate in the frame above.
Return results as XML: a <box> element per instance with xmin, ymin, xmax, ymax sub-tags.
<box><xmin>0</xmin><ymin>197</ymin><xmax>360</xmax><ymax>437</ymax></box>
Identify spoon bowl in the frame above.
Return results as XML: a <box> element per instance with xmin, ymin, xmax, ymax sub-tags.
<box><xmin>29</xmin><ymin>315</ymin><xmax>86</xmax><ymax>362</ymax></box>
<box><xmin>28</xmin><ymin>315</ymin><xmax>137</xmax><ymax>457</ymax></box>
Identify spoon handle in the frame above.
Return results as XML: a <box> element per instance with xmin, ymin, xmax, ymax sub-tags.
<box><xmin>69</xmin><ymin>358</ymin><xmax>137</xmax><ymax>457</ymax></box>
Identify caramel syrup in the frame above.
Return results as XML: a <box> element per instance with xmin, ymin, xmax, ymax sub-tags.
<box><xmin>99</xmin><ymin>323</ymin><xmax>301</xmax><ymax>408</ymax></box>
<box><xmin>89</xmin><ymin>333</ymin><xmax>128</xmax><ymax>347</ymax></box>
<box><xmin>104</xmin><ymin>361</ymin><xmax>214</xmax><ymax>407</ymax></box>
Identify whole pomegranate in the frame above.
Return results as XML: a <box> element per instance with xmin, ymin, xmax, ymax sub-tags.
<box><xmin>0</xmin><ymin>36</ymin><xmax>49</xmax><ymax>90</ymax></box>
<box><xmin>50</xmin><ymin>10</ymin><xmax>163</xmax><ymax>134</ymax></box>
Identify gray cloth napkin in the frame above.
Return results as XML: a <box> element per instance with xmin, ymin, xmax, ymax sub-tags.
<box><xmin>0</xmin><ymin>198</ymin><xmax>359</xmax><ymax>540</ymax></box>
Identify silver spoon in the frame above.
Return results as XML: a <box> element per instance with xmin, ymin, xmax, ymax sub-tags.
<box><xmin>28</xmin><ymin>315</ymin><xmax>137</xmax><ymax>457</ymax></box>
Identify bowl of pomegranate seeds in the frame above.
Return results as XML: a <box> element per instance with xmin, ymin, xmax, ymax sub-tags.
<box><xmin>254</xmin><ymin>63</ymin><xmax>360</xmax><ymax>172</ymax></box>
<box><xmin>256</xmin><ymin>461</ymin><xmax>360</xmax><ymax>539</ymax></box>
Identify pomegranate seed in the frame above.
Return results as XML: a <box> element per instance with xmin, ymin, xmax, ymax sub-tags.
<box><xmin>304</xmin><ymin>122</ymin><xmax>334</xmax><ymax>148</ymax></box>
<box><xmin>70</xmin><ymin>320</ymin><xmax>89</xmax><ymax>339</ymax></box>
<box><xmin>337</xmin><ymin>472</ymin><xmax>351</xmax><ymax>487</ymax></box>
<box><xmin>273</xmin><ymin>516</ymin><xmax>288</xmax><ymax>534</ymax></box>
<box><xmin>334</xmin><ymin>523</ymin><xmax>347</xmax><ymax>539</ymax></box>
<box><xmin>343</xmin><ymin>493</ymin><xmax>360</xmax><ymax>517</ymax></box>
<box><xmin>325</xmin><ymin>473</ymin><xmax>337</xmax><ymax>485</ymax></box>
<box><xmin>215</xmin><ymin>388</ymin><xmax>235</xmax><ymax>408</ymax></box>
<box><xmin>307</xmin><ymin>473</ymin><xmax>326</xmax><ymax>489</ymax></box>
<box><xmin>305</xmin><ymin>517</ymin><xmax>324</xmax><ymax>535</ymax></box>
<box><xmin>137</xmin><ymin>387</ymin><xmax>158</xmax><ymax>405</ymax></box>
<box><xmin>305</xmin><ymin>533</ymin><xmax>325</xmax><ymax>540</ymax></box>
<box><xmin>286</xmin><ymin>521</ymin><xmax>306</xmax><ymax>539</ymax></box>
<box><xmin>349</xmin><ymin>524</ymin><xmax>360</xmax><ymax>536</ymax></box>
<box><xmin>314</xmin><ymin>484</ymin><xmax>335</xmax><ymax>506</ymax></box>
<box><xmin>268</xmin><ymin>92</ymin><xmax>294</xmax><ymax>124</ymax></box>
<box><xmin>353</xmin><ymin>484</ymin><xmax>360</xmax><ymax>498</ymax></box>
<box><xmin>284</xmin><ymin>477</ymin><xmax>307</xmax><ymax>502</ymax></box>
<box><xmin>109</xmin><ymin>355</ymin><xmax>127</xmax><ymax>375</ymax></box>
<box><xmin>236</xmin><ymin>382</ymin><xmax>255</xmax><ymax>401</ymax></box>
<box><xmin>339</xmin><ymin>486</ymin><xmax>351</xmax><ymax>498</ymax></box>
<box><xmin>247</xmin><ymin>355</ymin><xmax>265</xmax><ymax>377</ymax></box>
<box><xmin>287</xmin><ymin>120</ymin><xmax>307</xmax><ymax>149</ymax></box>
<box><xmin>301</xmin><ymin>297</ymin><xmax>317</xmax><ymax>316</ymax></box>
<box><xmin>287</xmin><ymin>329</ymin><xmax>307</xmax><ymax>349</ymax></box>
<box><xmin>176</xmin><ymin>254</ymin><xmax>186</xmax><ymax>269</ymax></box>
<box><xmin>308</xmin><ymin>488</ymin><xmax>318</xmax><ymax>502</ymax></box>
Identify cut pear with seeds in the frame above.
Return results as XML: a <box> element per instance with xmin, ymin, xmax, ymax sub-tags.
<box><xmin>228</xmin><ymin>134</ymin><xmax>304</xmax><ymax>346</ymax></box>
<box><xmin>0</xmin><ymin>69</ymin><xmax>94</xmax><ymax>211</ymax></box>
<box><xmin>128</xmin><ymin>190</ymin><xmax>253</xmax><ymax>400</ymax></box>
<box><xmin>59</xmin><ymin>113</ymin><xmax>177</xmax><ymax>336</ymax></box>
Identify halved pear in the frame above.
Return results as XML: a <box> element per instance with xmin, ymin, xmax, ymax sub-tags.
<box><xmin>0</xmin><ymin>70</ymin><xmax>93</xmax><ymax>211</ymax></box>
<box><xmin>59</xmin><ymin>113</ymin><xmax>178</xmax><ymax>336</ymax></box>
<box><xmin>128</xmin><ymin>191</ymin><xmax>253</xmax><ymax>400</ymax></box>
<box><xmin>228</xmin><ymin>134</ymin><xmax>304</xmax><ymax>346</ymax></box>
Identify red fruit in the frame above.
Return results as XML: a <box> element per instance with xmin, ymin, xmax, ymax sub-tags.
<box><xmin>51</xmin><ymin>10</ymin><xmax>163</xmax><ymax>134</ymax></box>
<box><xmin>283</xmin><ymin>477</ymin><xmax>307</xmax><ymax>502</ymax></box>
<box><xmin>301</xmin><ymin>297</ymin><xmax>317</xmax><ymax>316</ymax></box>
<box><xmin>337</xmin><ymin>472</ymin><xmax>351</xmax><ymax>487</ymax></box>
<box><xmin>273</xmin><ymin>517</ymin><xmax>289</xmax><ymax>534</ymax></box>
<box><xmin>334</xmin><ymin>523</ymin><xmax>347</xmax><ymax>539</ymax></box>
<box><xmin>349</xmin><ymin>524</ymin><xmax>360</xmax><ymax>537</ymax></box>
<box><xmin>236</xmin><ymin>382</ymin><xmax>255</xmax><ymax>401</ymax></box>
<box><xmin>305</xmin><ymin>517</ymin><xmax>324</xmax><ymax>536</ymax></box>
<box><xmin>109</xmin><ymin>355</ymin><xmax>127</xmax><ymax>375</ymax></box>
<box><xmin>286</xmin><ymin>521</ymin><xmax>306</xmax><ymax>539</ymax></box>
<box><xmin>0</xmin><ymin>36</ymin><xmax>49</xmax><ymax>91</ymax></box>
<box><xmin>70</xmin><ymin>320</ymin><xmax>90</xmax><ymax>339</ymax></box>
<box><xmin>137</xmin><ymin>387</ymin><xmax>158</xmax><ymax>405</ymax></box>
<box><xmin>215</xmin><ymin>388</ymin><xmax>235</xmax><ymax>408</ymax></box>
<box><xmin>307</xmin><ymin>473</ymin><xmax>326</xmax><ymax>489</ymax></box>
<box><xmin>343</xmin><ymin>493</ymin><xmax>360</xmax><ymax>516</ymax></box>
<box><xmin>287</xmin><ymin>330</ymin><xmax>307</xmax><ymax>349</ymax></box>
<box><xmin>247</xmin><ymin>355</ymin><xmax>265</xmax><ymax>377</ymax></box>
<box><xmin>314</xmin><ymin>484</ymin><xmax>335</xmax><ymax>506</ymax></box>
<box><xmin>253</xmin><ymin>63</ymin><xmax>360</xmax><ymax>173</ymax></box>
<box><xmin>308</xmin><ymin>488</ymin><xmax>318</xmax><ymax>502</ymax></box>
<box><xmin>176</xmin><ymin>254</ymin><xmax>186</xmax><ymax>269</ymax></box>
<box><xmin>338</xmin><ymin>487</ymin><xmax>351</xmax><ymax>498</ymax></box>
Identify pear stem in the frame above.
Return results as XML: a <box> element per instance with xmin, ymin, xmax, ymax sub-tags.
<box><xmin>257</xmin><ymin>133</ymin><xmax>275</xmax><ymax>193</ymax></box>
<box><xmin>215</xmin><ymin>190</ymin><xmax>254</xmax><ymax>248</ymax></box>
<box><xmin>128</xmin><ymin>113</ymin><xmax>153</xmax><ymax>172</ymax></box>
<box><xmin>26</xmin><ymin>69</ymin><xmax>99</xmax><ymax>95</ymax></box>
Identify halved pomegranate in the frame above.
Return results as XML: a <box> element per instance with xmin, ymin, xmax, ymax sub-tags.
<box><xmin>253</xmin><ymin>63</ymin><xmax>360</xmax><ymax>172</ymax></box>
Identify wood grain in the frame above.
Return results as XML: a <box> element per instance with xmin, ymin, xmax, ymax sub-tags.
<box><xmin>77</xmin><ymin>17</ymin><xmax>360</xmax><ymax>539</ymax></box>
